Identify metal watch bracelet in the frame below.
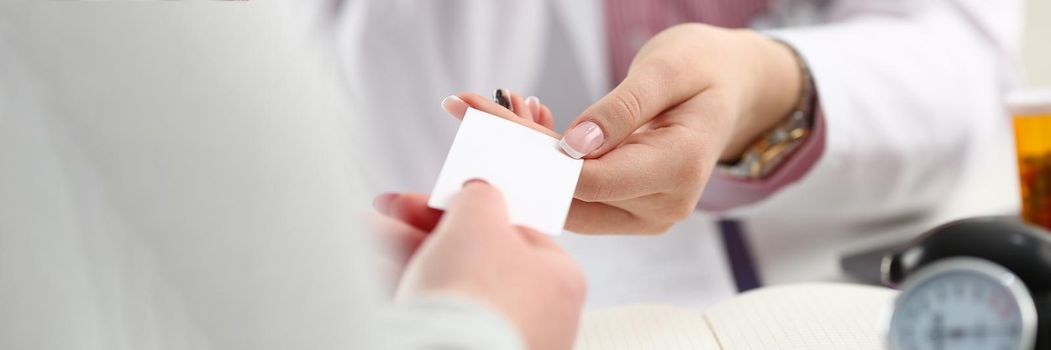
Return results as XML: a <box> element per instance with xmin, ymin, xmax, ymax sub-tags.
<box><xmin>718</xmin><ymin>40</ymin><xmax>816</xmax><ymax>180</ymax></box>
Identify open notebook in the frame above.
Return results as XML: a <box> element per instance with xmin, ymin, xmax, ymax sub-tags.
<box><xmin>575</xmin><ymin>283</ymin><xmax>897</xmax><ymax>350</ymax></box>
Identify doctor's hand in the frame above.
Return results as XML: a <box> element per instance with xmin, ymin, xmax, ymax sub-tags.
<box><xmin>440</xmin><ymin>24</ymin><xmax>803</xmax><ymax>234</ymax></box>
<box><xmin>555</xmin><ymin>24</ymin><xmax>804</xmax><ymax>233</ymax></box>
<box><xmin>389</xmin><ymin>182</ymin><xmax>586</xmax><ymax>350</ymax></box>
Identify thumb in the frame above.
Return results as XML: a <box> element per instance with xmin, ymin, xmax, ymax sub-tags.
<box><xmin>433</xmin><ymin>180</ymin><xmax>511</xmax><ymax>240</ymax></box>
<box><xmin>559</xmin><ymin>63</ymin><xmax>698</xmax><ymax>159</ymax></box>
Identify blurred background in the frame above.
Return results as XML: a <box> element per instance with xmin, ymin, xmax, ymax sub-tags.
<box><xmin>1021</xmin><ymin>0</ymin><xmax>1051</xmax><ymax>87</ymax></box>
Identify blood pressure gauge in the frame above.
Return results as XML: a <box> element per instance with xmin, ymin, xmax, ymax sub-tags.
<box><xmin>882</xmin><ymin>217</ymin><xmax>1051</xmax><ymax>350</ymax></box>
<box><xmin>887</xmin><ymin>257</ymin><xmax>1037</xmax><ymax>350</ymax></box>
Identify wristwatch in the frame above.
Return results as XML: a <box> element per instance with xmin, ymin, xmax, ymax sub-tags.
<box><xmin>718</xmin><ymin>41</ymin><xmax>816</xmax><ymax>180</ymax></box>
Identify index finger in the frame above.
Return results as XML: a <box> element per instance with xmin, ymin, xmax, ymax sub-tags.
<box><xmin>383</xmin><ymin>193</ymin><xmax>444</xmax><ymax>233</ymax></box>
<box><xmin>574</xmin><ymin>141</ymin><xmax>671</xmax><ymax>202</ymax></box>
<box><xmin>575</xmin><ymin>119</ymin><xmax>706</xmax><ymax>203</ymax></box>
<box><xmin>457</xmin><ymin>93</ymin><xmax>562</xmax><ymax>139</ymax></box>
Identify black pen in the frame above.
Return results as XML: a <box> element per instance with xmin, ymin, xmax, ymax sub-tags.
<box><xmin>493</xmin><ymin>88</ymin><xmax>512</xmax><ymax>110</ymax></box>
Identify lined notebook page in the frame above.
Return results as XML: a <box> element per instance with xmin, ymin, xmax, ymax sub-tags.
<box><xmin>575</xmin><ymin>304</ymin><xmax>720</xmax><ymax>349</ymax></box>
<box><xmin>574</xmin><ymin>283</ymin><xmax>896</xmax><ymax>350</ymax></box>
<box><xmin>703</xmin><ymin>283</ymin><xmax>896</xmax><ymax>350</ymax></box>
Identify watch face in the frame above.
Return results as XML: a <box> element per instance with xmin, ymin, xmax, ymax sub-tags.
<box><xmin>888</xmin><ymin>257</ymin><xmax>1037</xmax><ymax>350</ymax></box>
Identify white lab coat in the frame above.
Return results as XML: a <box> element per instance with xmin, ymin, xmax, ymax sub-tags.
<box><xmin>0</xmin><ymin>2</ymin><xmax>524</xmax><ymax>349</ymax></box>
<box><xmin>339</xmin><ymin>0</ymin><xmax>1023</xmax><ymax>309</ymax></box>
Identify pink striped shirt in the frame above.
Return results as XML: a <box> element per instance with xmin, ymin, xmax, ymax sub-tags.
<box><xmin>603</xmin><ymin>0</ymin><xmax>826</xmax><ymax>211</ymax></box>
<box><xmin>604</xmin><ymin>0</ymin><xmax>769</xmax><ymax>83</ymax></box>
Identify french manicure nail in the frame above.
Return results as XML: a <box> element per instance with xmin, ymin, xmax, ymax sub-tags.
<box><xmin>559</xmin><ymin>121</ymin><xmax>604</xmax><ymax>159</ymax></box>
<box><xmin>525</xmin><ymin>96</ymin><xmax>541</xmax><ymax>121</ymax></box>
<box><xmin>463</xmin><ymin>178</ymin><xmax>489</xmax><ymax>188</ymax></box>
<box><xmin>441</xmin><ymin>95</ymin><xmax>469</xmax><ymax>119</ymax></box>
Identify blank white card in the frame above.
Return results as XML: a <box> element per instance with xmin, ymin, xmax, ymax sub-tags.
<box><xmin>428</xmin><ymin>108</ymin><xmax>583</xmax><ymax>235</ymax></box>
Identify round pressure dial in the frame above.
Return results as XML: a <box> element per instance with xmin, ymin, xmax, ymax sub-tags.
<box><xmin>888</xmin><ymin>257</ymin><xmax>1038</xmax><ymax>350</ymax></box>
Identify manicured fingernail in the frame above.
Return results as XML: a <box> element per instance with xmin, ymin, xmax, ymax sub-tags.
<box><xmin>373</xmin><ymin>193</ymin><xmax>397</xmax><ymax>214</ymax></box>
<box><xmin>559</xmin><ymin>121</ymin><xmax>604</xmax><ymax>159</ymax></box>
<box><xmin>463</xmin><ymin>178</ymin><xmax>489</xmax><ymax>188</ymax></box>
<box><xmin>441</xmin><ymin>95</ymin><xmax>469</xmax><ymax>119</ymax></box>
<box><xmin>525</xmin><ymin>96</ymin><xmax>541</xmax><ymax>121</ymax></box>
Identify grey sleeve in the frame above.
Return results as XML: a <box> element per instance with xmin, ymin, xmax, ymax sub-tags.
<box><xmin>386</xmin><ymin>296</ymin><xmax>526</xmax><ymax>350</ymax></box>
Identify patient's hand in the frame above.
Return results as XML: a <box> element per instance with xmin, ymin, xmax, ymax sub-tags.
<box><xmin>377</xmin><ymin>183</ymin><xmax>586</xmax><ymax>350</ymax></box>
<box><xmin>368</xmin><ymin>192</ymin><xmax>441</xmax><ymax>283</ymax></box>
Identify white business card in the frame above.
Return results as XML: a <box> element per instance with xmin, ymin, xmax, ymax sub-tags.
<box><xmin>428</xmin><ymin>108</ymin><xmax>583</xmax><ymax>235</ymax></box>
